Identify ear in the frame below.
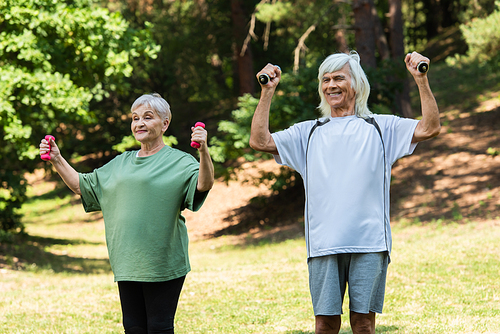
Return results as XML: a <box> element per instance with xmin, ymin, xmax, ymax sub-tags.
<box><xmin>162</xmin><ymin>118</ymin><xmax>170</xmax><ymax>133</ymax></box>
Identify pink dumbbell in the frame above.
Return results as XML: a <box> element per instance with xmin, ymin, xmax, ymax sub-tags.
<box><xmin>41</xmin><ymin>135</ymin><xmax>55</xmax><ymax>161</ymax></box>
<box><xmin>190</xmin><ymin>122</ymin><xmax>205</xmax><ymax>149</ymax></box>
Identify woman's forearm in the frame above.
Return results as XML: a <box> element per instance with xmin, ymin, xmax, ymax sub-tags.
<box><xmin>51</xmin><ymin>156</ymin><xmax>81</xmax><ymax>195</ymax></box>
<box><xmin>197</xmin><ymin>146</ymin><xmax>214</xmax><ymax>192</ymax></box>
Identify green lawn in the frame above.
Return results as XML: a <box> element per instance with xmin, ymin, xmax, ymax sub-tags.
<box><xmin>1</xmin><ymin>187</ymin><xmax>499</xmax><ymax>334</ymax></box>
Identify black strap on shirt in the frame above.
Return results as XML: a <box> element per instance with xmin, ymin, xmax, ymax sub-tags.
<box><xmin>305</xmin><ymin>115</ymin><xmax>389</xmax><ymax>251</ymax></box>
<box><xmin>306</xmin><ymin>116</ymin><xmax>382</xmax><ymax>146</ymax></box>
<box><xmin>363</xmin><ymin>116</ymin><xmax>383</xmax><ymax>142</ymax></box>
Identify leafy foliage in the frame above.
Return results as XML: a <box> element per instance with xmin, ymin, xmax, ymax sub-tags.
<box><xmin>209</xmin><ymin>55</ymin><xmax>408</xmax><ymax>191</ymax></box>
<box><xmin>0</xmin><ymin>0</ymin><xmax>159</xmax><ymax>233</ymax></box>
<box><xmin>459</xmin><ymin>1</ymin><xmax>500</xmax><ymax>63</ymax></box>
<box><xmin>2</xmin><ymin>0</ymin><xmax>494</xmax><ymax>232</ymax></box>
<box><xmin>209</xmin><ymin>60</ymin><xmax>321</xmax><ymax>189</ymax></box>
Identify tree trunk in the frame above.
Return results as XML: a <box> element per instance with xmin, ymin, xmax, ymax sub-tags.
<box><xmin>389</xmin><ymin>0</ymin><xmax>413</xmax><ymax>118</ymax></box>
<box><xmin>335</xmin><ymin>29</ymin><xmax>349</xmax><ymax>54</ymax></box>
<box><xmin>231</xmin><ymin>0</ymin><xmax>255</xmax><ymax>95</ymax></box>
<box><xmin>334</xmin><ymin>8</ymin><xmax>349</xmax><ymax>54</ymax></box>
<box><xmin>371</xmin><ymin>3</ymin><xmax>390</xmax><ymax>60</ymax></box>
<box><xmin>353</xmin><ymin>0</ymin><xmax>377</xmax><ymax>68</ymax></box>
<box><xmin>422</xmin><ymin>0</ymin><xmax>440</xmax><ymax>39</ymax></box>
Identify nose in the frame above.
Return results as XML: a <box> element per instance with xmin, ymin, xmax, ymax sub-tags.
<box><xmin>136</xmin><ymin>118</ymin><xmax>145</xmax><ymax>127</ymax></box>
<box><xmin>327</xmin><ymin>80</ymin><xmax>337</xmax><ymax>89</ymax></box>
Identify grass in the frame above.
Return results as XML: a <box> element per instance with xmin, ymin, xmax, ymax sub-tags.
<box><xmin>1</xmin><ymin>55</ymin><xmax>500</xmax><ymax>333</ymax></box>
<box><xmin>1</xmin><ymin>181</ymin><xmax>500</xmax><ymax>334</ymax></box>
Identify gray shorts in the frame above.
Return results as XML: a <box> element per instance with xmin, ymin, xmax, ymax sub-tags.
<box><xmin>308</xmin><ymin>252</ymin><xmax>389</xmax><ymax>316</ymax></box>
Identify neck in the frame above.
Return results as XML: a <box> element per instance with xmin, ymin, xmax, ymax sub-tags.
<box><xmin>331</xmin><ymin>108</ymin><xmax>355</xmax><ymax>118</ymax></box>
<box><xmin>139</xmin><ymin>139</ymin><xmax>165</xmax><ymax>157</ymax></box>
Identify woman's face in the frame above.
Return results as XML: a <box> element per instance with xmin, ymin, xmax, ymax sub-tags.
<box><xmin>131</xmin><ymin>104</ymin><xmax>169</xmax><ymax>144</ymax></box>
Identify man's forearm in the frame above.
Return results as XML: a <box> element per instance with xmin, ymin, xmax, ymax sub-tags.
<box><xmin>414</xmin><ymin>77</ymin><xmax>441</xmax><ymax>141</ymax></box>
<box><xmin>249</xmin><ymin>89</ymin><xmax>278</xmax><ymax>154</ymax></box>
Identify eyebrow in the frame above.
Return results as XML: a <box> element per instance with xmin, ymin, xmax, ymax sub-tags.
<box><xmin>323</xmin><ymin>74</ymin><xmax>345</xmax><ymax>80</ymax></box>
<box><xmin>132</xmin><ymin>110</ymin><xmax>155</xmax><ymax>116</ymax></box>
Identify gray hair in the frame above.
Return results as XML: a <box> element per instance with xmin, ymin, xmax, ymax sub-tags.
<box><xmin>317</xmin><ymin>51</ymin><xmax>372</xmax><ymax>118</ymax></box>
<box><xmin>131</xmin><ymin>93</ymin><xmax>172</xmax><ymax>121</ymax></box>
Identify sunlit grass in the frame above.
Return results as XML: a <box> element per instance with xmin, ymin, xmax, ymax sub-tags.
<box><xmin>1</xmin><ymin>181</ymin><xmax>500</xmax><ymax>333</ymax></box>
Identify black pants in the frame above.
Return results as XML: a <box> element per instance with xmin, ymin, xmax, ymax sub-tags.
<box><xmin>118</xmin><ymin>276</ymin><xmax>186</xmax><ymax>334</ymax></box>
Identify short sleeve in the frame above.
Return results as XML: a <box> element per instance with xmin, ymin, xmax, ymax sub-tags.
<box><xmin>181</xmin><ymin>160</ymin><xmax>209</xmax><ymax>212</ymax></box>
<box><xmin>79</xmin><ymin>172</ymin><xmax>102</xmax><ymax>212</ymax></box>
<box><xmin>271</xmin><ymin>120</ymin><xmax>315</xmax><ymax>175</ymax></box>
<box><xmin>373</xmin><ymin>115</ymin><xmax>419</xmax><ymax>165</ymax></box>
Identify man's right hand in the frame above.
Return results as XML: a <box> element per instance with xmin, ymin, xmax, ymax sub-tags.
<box><xmin>256</xmin><ymin>63</ymin><xmax>281</xmax><ymax>89</ymax></box>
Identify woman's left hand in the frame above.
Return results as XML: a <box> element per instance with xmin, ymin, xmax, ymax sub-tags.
<box><xmin>192</xmin><ymin>124</ymin><xmax>214</xmax><ymax>192</ymax></box>
<box><xmin>191</xmin><ymin>124</ymin><xmax>208</xmax><ymax>150</ymax></box>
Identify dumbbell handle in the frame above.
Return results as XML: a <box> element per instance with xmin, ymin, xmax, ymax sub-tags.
<box><xmin>417</xmin><ymin>61</ymin><xmax>429</xmax><ymax>73</ymax></box>
<box><xmin>190</xmin><ymin>122</ymin><xmax>205</xmax><ymax>149</ymax></box>
<box><xmin>41</xmin><ymin>135</ymin><xmax>55</xmax><ymax>161</ymax></box>
<box><xmin>258</xmin><ymin>65</ymin><xmax>281</xmax><ymax>85</ymax></box>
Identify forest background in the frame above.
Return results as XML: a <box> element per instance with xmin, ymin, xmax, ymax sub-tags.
<box><xmin>1</xmin><ymin>0</ymin><xmax>500</xmax><ymax>238</ymax></box>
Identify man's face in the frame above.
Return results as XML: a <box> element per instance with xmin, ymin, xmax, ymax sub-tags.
<box><xmin>321</xmin><ymin>63</ymin><xmax>356</xmax><ymax>113</ymax></box>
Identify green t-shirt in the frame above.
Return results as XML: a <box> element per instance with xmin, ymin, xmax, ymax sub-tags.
<box><xmin>79</xmin><ymin>146</ymin><xmax>208</xmax><ymax>282</ymax></box>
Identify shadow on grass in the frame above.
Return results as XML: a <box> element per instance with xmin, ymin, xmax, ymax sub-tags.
<box><xmin>286</xmin><ymin>324</ymin><xmax>400</xmax><ymax>334</ymax></box>
<box><xmin>24</xmin><ymin>180</ymin><xmax>103</xmax><ymax>224</ymax></box>
<box><xmin>0</xmin><ymin>233</ymin><xmax>111</xmax><ymax>274</ymax></box>
<box><xmin>210</xmin><ymin>182</ymin><xmax>306</xmax><ymax>246</ymax></box>
<box><xmin>25</xmin><ymin>181</ymin><xmax>84</xmax><ymax>215</ymax></box>
<box><xmin>390</xmin><ymin>107</ymin><xmax>500</xmax><ymax>225</ymax></box>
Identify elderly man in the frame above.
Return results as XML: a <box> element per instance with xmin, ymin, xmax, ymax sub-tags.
<box><xmin>249</xmin><ymin>51</ymin><xmax>440</xmax><ymax>334</ymax></box>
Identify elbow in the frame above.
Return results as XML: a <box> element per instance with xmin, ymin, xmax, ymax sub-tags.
<box><xmin>249</xmin><ymin>136</ymin><xmax>269</xmax><ymax>153</ymax></box>
<box><xmin>73</xmin><ymin>186</ymin><xmax>82</xmax><ymax>196</ymax></box>
<box><xmin>429</xmin><ymin>124</ymin><xmax>441</xmax><ymax>138</ymax></box>
<box><xmin>198</xmin><ymin>180</ymin><xmax>214</xmax><ymax>193</ymax></box>
<box><xmin>204</xmin><ymin>178</ymin><xmax>215</xmax><ymax>192</ymax></box>
<box><xmin>197</xmin><ymin>172</ymin><xmax>215</xmax><ymax>193</ymax></box>
<box><xmin>249</xmin><ymin>137</ymin><xmax>259</xmax><ymax>151</ymax></box>
<box><xmin>416</xmin><ymin>120</ymin><xmax>441</xmax><ymax>142</ymax></box>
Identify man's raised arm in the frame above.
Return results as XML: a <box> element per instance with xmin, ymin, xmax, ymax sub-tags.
<box><xmin>405</xmin><ymin>52</ymin><xmax>441</xmax><ymax>143</ymax></box>
<box><xmin>249</xmin><ymin>64</ymin><xmax>281</xmax><ymax>155</ymax></box>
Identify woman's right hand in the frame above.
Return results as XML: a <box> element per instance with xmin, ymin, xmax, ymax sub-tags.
<box><xmin>39</xmin><ymin>136</ymin><xmax>61</xmax><ymax>162</ymax></box>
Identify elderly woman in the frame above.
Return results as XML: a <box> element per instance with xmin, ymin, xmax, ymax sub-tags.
<box><xmin>39</xmin><ymin>93</ymin><xmax>214</xmax><ymax>334</ymax></box>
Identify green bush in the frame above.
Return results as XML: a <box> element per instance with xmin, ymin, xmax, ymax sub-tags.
<box><xmin>0</xmin><ymin>0</ymin><xmax>159</xmax><ymax>233</ymax></box>
<box><xmin>209</xmin><ymin>63</ymin><xmax>320</xmax><ymax>190</ymax></box>
<box><xmin>459</xmin><ymin>2</ymin><xmax>500</xmax><ymax>63</ymax></box>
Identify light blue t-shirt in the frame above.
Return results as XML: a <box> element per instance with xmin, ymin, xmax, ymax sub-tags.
<box><xmin>272</xmin><ymin>114</ymin><xmax>419</xmax><ymax>258</ymax></box>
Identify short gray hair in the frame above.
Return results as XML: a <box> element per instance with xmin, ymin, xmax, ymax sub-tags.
<box><xmin>131</xmin><ymin>93</ymin><xmax>172</xmax><ymax>121</ymax></box>
<box><xmin>317</xmin><ymin>51</ymin><xmax>372</xmax><ymax>118</ymax></box>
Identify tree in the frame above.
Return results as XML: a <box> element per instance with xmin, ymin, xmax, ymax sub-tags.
<box><xmin>353</xmin><ymin>0</ymin><xmax>377</xmax><ymax>68</ymax></box>
<box><xmin>0</xmin><ymin>0</ymin><xmax>159</xmax><ymax>235</ymax></box>
<box><xmin>457</xmin><ymin>1</ymin><xmax>500</xmax><ymax>63</ymax></box>
<box><xmin>231</xmin><ymin>0</ymin><xmax>256</xmax><ymax>95</ymax></box>
<box><xmin>389</xmin><ymin>0</ymin><xmax>413</xmax><ymax>117</ymax></box>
